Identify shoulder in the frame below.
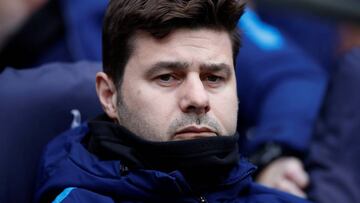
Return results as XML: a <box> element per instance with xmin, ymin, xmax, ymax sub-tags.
<box><xmin>36</xmin><ymin>123</ymin><xmax>92</xmax><ymax>185</ymax></box>
<box><xmin>35</xmin><ymin>124</ymin><xmax>90</xmax><ymax>201</ymax></box>
<box><xmin>41</xmin><ymin>123</ymin><xmax>89</xmax><ymax>166</ymax></box>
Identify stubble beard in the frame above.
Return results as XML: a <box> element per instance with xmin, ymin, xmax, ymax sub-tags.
<box><xmin>116</xmin><ymin>91</ymin><xmax>234</xmax><ymax>142</ymax></box>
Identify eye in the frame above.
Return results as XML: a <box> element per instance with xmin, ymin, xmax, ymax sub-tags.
<box><xmin>206</xmin><ymin>75</ymin><xmax>222</xmax><ymax>82</ymax></box>
<box><xmin>155</xmin><ymin>74</ymin><xmax>179</xmax><ymax>87</ymax></box>
<box><xmin>203</xmin><ymin>75</ymin><xmax>225</xmax><ymax>88</ymax></box>
<box><xmin>159</xmin><ymin>74</ymin><xmax>173</xmax><ymax>82</ymax></box>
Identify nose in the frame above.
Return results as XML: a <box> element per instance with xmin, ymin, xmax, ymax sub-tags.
<box><xmin>179</xmin><ymin>75</ymin><xmax>210</xmax><ymax>115</ymax></box>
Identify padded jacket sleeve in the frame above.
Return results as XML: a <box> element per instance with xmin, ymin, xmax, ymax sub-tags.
<box><xmin>236</xmin><ymin>9</ymin><xmax>328</xmax><ymax>157</ymax></box>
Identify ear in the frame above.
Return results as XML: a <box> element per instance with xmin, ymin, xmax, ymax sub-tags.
<box><xmin>95</xmin><ymin>72</ymin><xmax>119</xmax><ymax>120</ymax></box>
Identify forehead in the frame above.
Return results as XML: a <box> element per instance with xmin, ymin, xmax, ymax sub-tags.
<box><xmin>128</xmin><ymin>28</ymin><xmax>234</xmax><ymax>69</ymax></box>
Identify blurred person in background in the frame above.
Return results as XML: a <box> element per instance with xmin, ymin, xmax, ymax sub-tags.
<box><xmin>254</xmin><ymin>0</ymin><xmax>360</xmax><ymax>202</ymax></box>
<box><xmin>254</xmin><ymin>0</ymin><xmax>339</xmax><ymax>72</ymax></box>
<box><xmin>0</xmin><ymin>0</ymin><xmax>47</xmax><ymax>49</ymax></box>
<box><xmin>0</xmin><ymin>0</ymin><xmax>106</xmax><ymax>71</ymax></box>
<box><xmin>306</xmin><ymin>4</ymin><xmax>360</xmax><ymax>203</ymax></box>
<box><xmin>236</xmin><ymin>2</ymin><xmax>329</xmax><ymax>198</ymax></box>
<box><xmin>308</xmin><ymin>23</ymin><xmax>360</xmax><ymax>203</ymax></box>
<box><xmin>307</xmin><ymin>22</ymin><xmax>360</xmax><ymax>202</ymax></box>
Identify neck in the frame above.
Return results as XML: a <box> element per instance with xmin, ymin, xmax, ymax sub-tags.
<box><xmin>86</xmin><ymin>114</ymin><xmax>240</xmax><ymax>191</ymax></box>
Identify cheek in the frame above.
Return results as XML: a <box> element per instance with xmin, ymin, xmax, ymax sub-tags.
<box><xmin>123</xmin><ymin>85</ymin><xmax>177</xmax><ymax>123</ymax></box>
<box><xmin>210</xmin><ymin>92</ymin><xmax>238</xmax><ymax>133</ymax></box>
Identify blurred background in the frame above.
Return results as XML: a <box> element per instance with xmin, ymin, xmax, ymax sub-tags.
<box><xmin>0</xmin><ymin>0</ymin><xmax>359</xmax><ymax>202</ymax></box>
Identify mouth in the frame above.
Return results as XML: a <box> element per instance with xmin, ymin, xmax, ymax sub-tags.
<box><xmin>173</xmin><ymin>126</ymin><xmax>218</xmax><ymax>141</ymax></box>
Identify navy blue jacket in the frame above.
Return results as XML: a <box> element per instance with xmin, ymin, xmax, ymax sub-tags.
<box><xmin>35</xmin><ymin>123</ymin><xmax>309</xmax><ymax>203</ymax></box>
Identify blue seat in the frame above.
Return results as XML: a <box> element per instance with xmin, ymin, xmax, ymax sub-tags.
<box><xmin>0</xmin><ymin>62</ymin><xmax>102</xmax><ymax>203</ymax></box>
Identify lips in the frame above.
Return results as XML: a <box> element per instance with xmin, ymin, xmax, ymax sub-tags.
<box><xmin>173</xmin><ymin>126</ymin><xmax>217</xmax><ymax>140</ymax></box>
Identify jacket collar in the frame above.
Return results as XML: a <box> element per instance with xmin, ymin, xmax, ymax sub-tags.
<box><xmin>36</xmin><ymin>122</ymin><xmax>256</xmax><ymax>202</ymax></box>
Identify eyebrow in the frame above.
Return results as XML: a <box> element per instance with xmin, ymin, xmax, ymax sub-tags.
<box><xmin>145</xmin><ymin>61</ymin><xmax>189</xmax><ymax>77</ymax></box>
<box><xmin>145</xmin><ymin>61</ymin><xmax>232</xmax><ymax>77</ymax></box>
<box><xmin>200</xmin><ymin>63</ymin><xmax>232</xmax><ymax>78</ymax></box>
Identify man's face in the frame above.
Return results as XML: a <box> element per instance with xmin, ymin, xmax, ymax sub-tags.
<box><xmin>116</xmin><ymin>28</ymin><xmax>238</xmax><ymax>141</ymax></box>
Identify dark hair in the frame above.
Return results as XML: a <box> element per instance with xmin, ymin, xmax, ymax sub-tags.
<box><xmin>102</xmin><ymin>0</ymin><xmax>245</xmax><ymax>85</ymax></box>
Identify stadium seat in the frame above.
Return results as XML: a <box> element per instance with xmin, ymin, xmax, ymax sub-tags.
<box><xmin>0</xmin><ymin>62</ymin><xmax>102</xmax><ymax>203</ymax></box>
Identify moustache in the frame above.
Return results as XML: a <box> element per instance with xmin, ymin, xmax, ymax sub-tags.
<box><xmin>167</xmin><ymin>114</ymin><xmax>222</xmax><ymax>136</ymax></box>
